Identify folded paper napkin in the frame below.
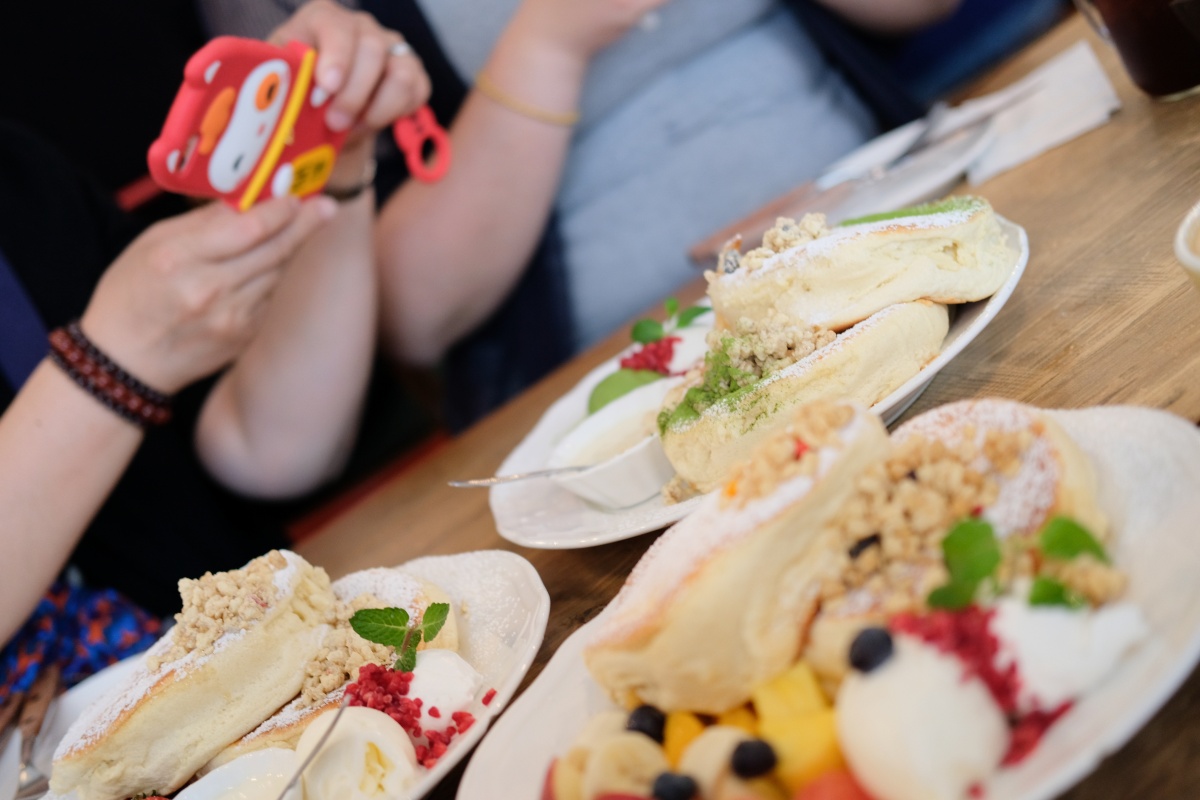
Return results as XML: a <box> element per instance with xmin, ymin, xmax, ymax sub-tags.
<box><xmin>955</xmin><ymin>40</ymin><xmax>1121</xmax><ymax>184</ymax></box>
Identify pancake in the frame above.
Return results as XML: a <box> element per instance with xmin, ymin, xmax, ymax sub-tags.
<box><xmin>585</xmin><ymin>402</ymin><xmax>890</xmax><ymax>714</ymax></box>
<box><xmin>50</xmin><ymin>551</ymin><xmax>335</xmax><ymax>800</ymax></box>
<box><xmin>707</xmin><ymin>197</ymin><xmax>1014</xmax><ymax>333</ymax></box>
<box><xmin>201</xmin><ymin>567</ymin><xmax>458</xmax><ymax>773</ymax></box>
<box><xmin>661</xmin><ymin>300</ymin><xmax>948</xmax><ymax>493</ymax></box>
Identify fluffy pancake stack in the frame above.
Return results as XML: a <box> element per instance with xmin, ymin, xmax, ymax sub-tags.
<box><xmin>50</xmin><ymin>555</ymin><xmax>462</xmax><ymax>800</ymax></box>
<box><xmin>585</xmin><ymin>398</ymin><xmax>1108</xmax><ymax>713</ymax></box>
<box><xmin>659</xmin><ymin>197</ymin><xmax>1017</xmax><ymax>495</ymax></box>
<box><xmin>51</xmin><ymin>551</ymin><xmax>335</xmax><ymax>800</ymax></box>
<box><xmin>203</xmin><ymin>567</ymin><xmax>458</xmax><ymax>771</ymax></box>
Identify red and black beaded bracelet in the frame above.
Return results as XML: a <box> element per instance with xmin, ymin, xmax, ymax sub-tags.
<box><xmin>48</xmin><ymin>323</ymin><xmax>172</xmax><ymax>428</ymax></box>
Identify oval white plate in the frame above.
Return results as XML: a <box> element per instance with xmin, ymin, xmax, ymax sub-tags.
<box><xmin>462</xmin><ymin>407</ymin><xmax>1200</xmax><ymax>800</ymax></box>
<box><xmin>490</xmin><ymin>217</ymin><xmax>1029</xmax><ymax>550</ymax></box>
<box><xmin>31</xmin><ymin>550</ymin><xmax>549</xmax><ymax>800</ymax></box>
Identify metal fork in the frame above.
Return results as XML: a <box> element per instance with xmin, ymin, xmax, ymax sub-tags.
<box><xmin>14</xmin><ymin>664</ymin><xmax>59</xmax><ymax>800</ymax></box>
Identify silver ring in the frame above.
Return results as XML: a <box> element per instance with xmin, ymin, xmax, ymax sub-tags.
<box><xmin>388</xmin><ymin>41</ymin><xmax>413</xmax><ymax>58</ymax></box>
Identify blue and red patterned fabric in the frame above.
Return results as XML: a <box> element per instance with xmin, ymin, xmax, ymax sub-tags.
<box><xmin>0</xmin><ymin>581</ymin><xmax>162</xmax><ymax>704</ymax></box>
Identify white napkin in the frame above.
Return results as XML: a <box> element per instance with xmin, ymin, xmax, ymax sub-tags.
<box><xmin>962</xmin><ymin>41</ymin><xmax>1121</xmax><ymax>184</ymax></box>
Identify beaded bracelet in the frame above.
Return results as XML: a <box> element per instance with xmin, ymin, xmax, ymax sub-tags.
<box><xmin>48</xmin><ymin>322</ymin><xmax>172</xmax><ymax>428</ymax></box>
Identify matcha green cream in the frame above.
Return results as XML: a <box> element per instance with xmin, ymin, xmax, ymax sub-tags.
<box><xmin>658</xmin><ymin>344</ymin><xmax>758</xmax><ymax>433</ymax></box>
<box><xmin>838</xmin><ymin>195</ymin><xmax>985</xmax><ymax>227</ymax></box>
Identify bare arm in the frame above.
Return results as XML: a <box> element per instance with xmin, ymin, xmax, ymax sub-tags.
<box><xmin>377</xmin><ymin>0</ymin><xmax>669</xmax><ymax>365</ymax></box>
<box><xmin>814</xmin><ymin>0</ymin><xmax>962</xmax><ymax>35</ymax></box>
<box><xmin>0</xmin><ymin>363</ymin><xmax>142</xmax><ymax>644</ymax></box>
<box><xmin>194</xmin><ymin>2</ymin><xmax>431</xmax><ymax>498</ymax></box>
<box><xmin>0</xmin><ymin>197</ymin><xmax>330</xmax><ymax>645</ymax></box>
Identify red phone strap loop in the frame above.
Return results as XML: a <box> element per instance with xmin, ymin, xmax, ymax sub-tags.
<box><xmin>393</xmin><ymin>106</ymin><xmax>452</xmax><ymax>184</ymax></box>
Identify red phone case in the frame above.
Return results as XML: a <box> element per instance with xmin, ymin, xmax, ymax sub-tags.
<box><xmin>150</xmin><ymin>36</ymin><xmax>454</xmax><ymax>209</ymax></box>
<box><xmin>148</xmin><ymin>37</ymin><xmax>351</xmax><ymax>210</ymax></box>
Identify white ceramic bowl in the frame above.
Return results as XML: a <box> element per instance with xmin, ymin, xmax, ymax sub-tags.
<box><xmin>1174</xmin><ymin>199</ymin><xmax>1200</xmax><ymax>291</ymax></box>
<box><xmin>547</xmin><ymin>376</ymin><xmax>681</xmax><ymax>509</ymax></box>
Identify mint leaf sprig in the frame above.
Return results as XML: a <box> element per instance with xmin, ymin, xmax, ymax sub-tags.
<box><xmin>349</xmin><ymin>602</ymin><xmax>451</xmax><ymax>673</ymax></box>
<box><xmin>926</xmin><ymin>515</ymin><xmax>1111</xmax><ymax>611</ymax></box>
<box><xmin>1038</xmin><ymin>516</ymin><xmax>1109</xmax><ymax>563</ymax></box>
<box><xmin>630</xmin><ymin>297</ymin><xmax>711</xmax><ymax>344</ymax></box>
<box><xmin>927</xmin><ymin>518</ymin><xmax>1002</xmax><ymax>610</ymax></box>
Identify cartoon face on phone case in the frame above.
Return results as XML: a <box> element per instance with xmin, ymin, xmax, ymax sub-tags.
<box><xmin>148</xmin><ymin>37</ymin><xmax>348</xmax><ymax>210</ymax></box>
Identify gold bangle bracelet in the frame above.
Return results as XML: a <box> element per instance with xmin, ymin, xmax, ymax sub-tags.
<box><xmin>474</xmin><ymin>72</ymin><xmax>580</xmax><ymax>127</ymax></box>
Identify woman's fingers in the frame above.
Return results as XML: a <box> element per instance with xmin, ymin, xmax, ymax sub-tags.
<box><xmin>269</xmin><ymin>1</ymin><xmax>355</xmax><ymax>96</ymax></box>
<box><xmin>221</xmin><ymin>196</ymin><xmax>338</xmax><ymax>287</ymax></box>
<box><xmin>325</xmin><ymin>16</ymin><xmax>391</xmax><ymax>132</ymax></box>
<box><xmin>361</xmin><ymin>39</ymin><xmax>432</xmax><ymax>130</ymax></box>
<box><xmin>268</xmin><ymin>2</ymin><xmax>429</xmax><ymax>133</ymax></box>
<box><xmin>179</xmin><ymin>196</ymin><xmax>302</xmax><ymax>261</ymax></box>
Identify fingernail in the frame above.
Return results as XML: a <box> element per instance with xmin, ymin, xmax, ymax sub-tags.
<box><xmin>314</xmin><ymin>196</ymin><xmax>338</xmax><ymax>220</ymax></box>
<box><xmin>327</xmin><ymin>109</ymin><xmax>353</xmax><ymax>131</ymax></box>
<box><xmin>320</xmin><ymin>66</ymin><xmax>343</xmax><ymax>90</ymax></box>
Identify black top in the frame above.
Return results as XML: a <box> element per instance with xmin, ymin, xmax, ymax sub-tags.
<box><xmin>0</xmin><ymin>122</ymin><xmax>288</xmax><ymax>617</ymax></box>
<box><xmin>0</xmin><ymin>0</ymin><xmax>205</xmax><ymax>195</ymax></box>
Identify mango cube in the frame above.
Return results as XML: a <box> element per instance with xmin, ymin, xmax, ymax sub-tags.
<box><xmin>751</xmin><ymin>661</ymin><xmax>829</xmax><ymax>723</ymax></box>
<box><xmin>663</xmin><ymin>711</ymin><xmax>706</xmax><ymax>768</ymax></box>
<box><xmin>716</xmin><ymin>705</ymin><xmax>759</xmax><ymax>736</ymax></box>
<box><xmin>758</xmin><ymin>709</ymin><xmax>844</xmax><ymax>793</ymax></box>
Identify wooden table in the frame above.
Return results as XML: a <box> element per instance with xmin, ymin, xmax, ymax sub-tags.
<box><xmin>298</xmin><ymin>14</ymin><xmax>1200</xmax><ymax>798</ymax></box>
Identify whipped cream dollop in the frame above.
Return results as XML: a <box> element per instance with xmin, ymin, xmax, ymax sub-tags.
<box><xmin>297</xmin><ymin>706</ymin><xmax>418</xmax><ymax>800</ymax></box>
<box><xmin>668</xmin><ymin>324</ymin><xmax>711</xmax><ymax>374</ymax></box>
<box><xmin>991</xmin><ymin>597</ymin><xmax>1147</xmax><ymax>714</ymax></box>
<box><xmin>407</xmin><ymin>649</ymin><xmax>484</xmax><ymax>733</ymax></box>
<box><xmin>837</xmin><ymin>635</ymin><xmax>1008</xmax><ymax>800</ymax></box>
<box><xmin>174</xmin><ymin>748</ymin><xmax>301</xmax><ymax>800</ymax></box>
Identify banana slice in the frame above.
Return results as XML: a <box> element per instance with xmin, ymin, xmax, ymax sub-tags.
<box><xmin>580</xmin><ymin>731</ymin><xmax>668</xmax><ymax>799</ymax></box>
<box><xmin>679</xmin><ymin>725</ymin><xmax>751</xmax><ymax>797</ymax></box>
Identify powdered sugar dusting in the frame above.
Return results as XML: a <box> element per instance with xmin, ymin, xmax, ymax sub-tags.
<box><xmin>895</xmin><ymin>399</ymin><xmax>1060</xmax><ymax>537</ymax></box>
<box><xmin>243</xmin><ymin>687</ymin><xmax>343</xmax><ymax>741</ymax></box>
<box><xmin>272</xmin><ymin>550</ymin><xmax>303</xmax><ymax>595</ymax></box>
<box><xmin>55</xmin><ymin>552</ymin><xmax>306</xmax><ymax>759</ymax></box>
<box><xmin>721</xmin><ymin>203</ymin><xmax>983</xmax><ymax>285</ymax></box>
<box><xmin>54</xmin><ymin>627</ymin><xmax>248</xmax><ymax>759</ymax></box>
<box><xmin>594</xmin><ymin>410</ymin><xmax>874</xmax><ymax>645</ymax></box>
<box><xmin>333</xmin><ymin>568</ymin><xmax>425</xmax><ymax>613</ymax></box>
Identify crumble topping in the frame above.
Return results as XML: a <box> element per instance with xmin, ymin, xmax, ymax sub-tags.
<box><xmin>710</xmin><ymin>215</ymin><xmax>832</xmax><ymax>278</ymax></box>
<box><xmin>1040</xmin><ymin>555</ymin><xmax>1127</xmax><ymax>605</ymax></box>
<box><xmin>301</xmin><ymin>594</ymin><xmax>396</xmax><ymax>705</ymax></box>
<box><xmin>721</xmin><ymin>402</ymin><xmax>854</xmax><ymax>509</ymax></box>
<box><xmin>818</xmin><ymin>426</ymin><xmax>1125</xmax><ymax>616</ymax></box>
<box><xmin>148</xmin><ymin>550</ymin><xmax>287</xmax><ymax>671</ymax></box>
<box><xmin>709</xmin><ymin>312</ymin><xmax>837</xmax><ymax>383</ymax></box>
<box><xmin>818</xmin><ymin>431</ymin><xmax>1009</xmax><ymax>617</ymax></box>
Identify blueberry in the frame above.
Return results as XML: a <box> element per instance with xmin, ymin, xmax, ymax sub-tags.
<box><xmin>849</xmin><ymin>627</ymin><xmax>894</xmax><ymax>673</ymax></box>
<box><xmin>626</xmin><ymin>704</ymin><xmax>666</xmax><ymax>743</ymax></box>
<box><xmin>652</xmin><ymin>772</ymin><xmax>698</xmax><ymax>800</ymax></box>
<box><xmin>731</xmin><ymin>738</ymin><xmax>777</xmax><ymax>778</ymax></box>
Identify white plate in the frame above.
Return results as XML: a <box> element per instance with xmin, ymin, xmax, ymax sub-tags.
<box><xmin>490</xmin><ymin>217</ymin><xmax>1029</xmax><ymax>550</ymax></box>
<box><xmin>32</xmin><ymin>550</ymin><xmax>549</xmax><ymax>800</ymax></box>
<box><xmin>461</xmin><ymin>406</ymin><xmax>1200</xmax><ymax>800</ymax></box>
<box><xmin>817</xmin><ymin>116</ymin><xmax>997</xmax><ymax>224</ymax></box>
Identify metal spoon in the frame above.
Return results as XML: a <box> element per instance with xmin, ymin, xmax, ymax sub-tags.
<box><xmin>448</xmin><ymin>466</ymin><xmax>591</xmax><ymax>488</ymax></box>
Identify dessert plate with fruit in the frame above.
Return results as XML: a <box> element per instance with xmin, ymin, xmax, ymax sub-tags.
<box><xmin>462</xmin><ymin>398</ymin><xmax>1200</xmax><ymax>800</ymax></box>
<box><xmin>28</xmin><ymin>550</ymin><xmax>549</xmax><ymax>800</ymax></box>
<box><xmin>491</xmin><ymin>207</ymin><xmax>1028</xmax><ymax>550</ymax></box>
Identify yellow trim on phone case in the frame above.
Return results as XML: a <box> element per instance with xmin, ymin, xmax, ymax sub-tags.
<box><xmin>238</xmin><ymin>48</ymin><xmax>316</xmax><ymax>211</ymax></box>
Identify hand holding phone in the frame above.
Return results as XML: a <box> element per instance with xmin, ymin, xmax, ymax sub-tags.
<box><xmin>149</xmin><ymin>35</ymin><xmax>450</xmax><ymax>210</ymax></box>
